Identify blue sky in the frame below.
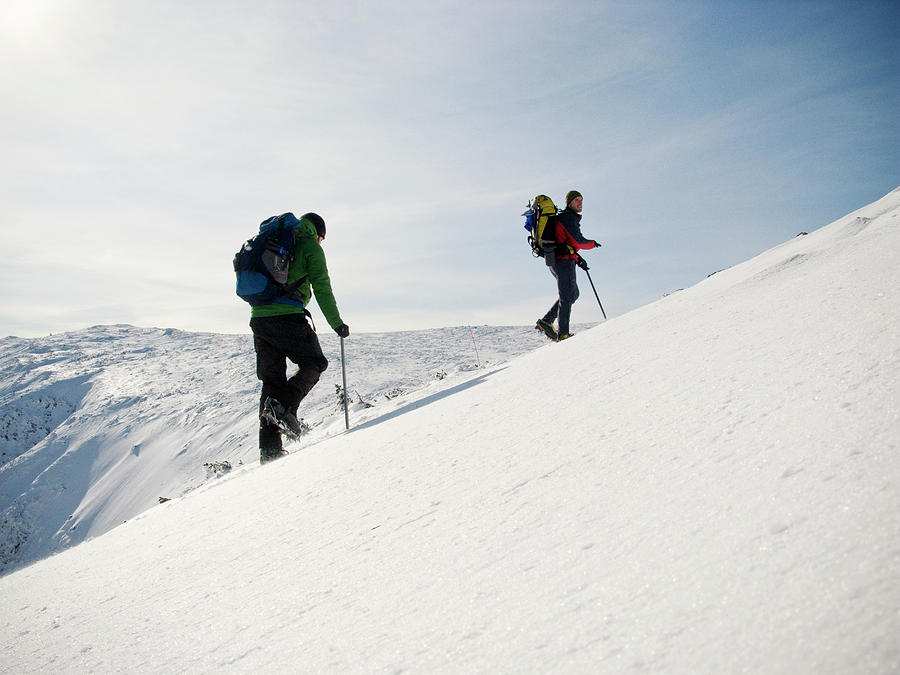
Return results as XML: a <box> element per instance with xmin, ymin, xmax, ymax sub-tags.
<box><xmin>1</xmin><ymin>0</ymin><xmax>897</xmax><ymax>337</ymax></box>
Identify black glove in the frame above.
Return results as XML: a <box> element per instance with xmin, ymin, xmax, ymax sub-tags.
<box><xmin>576</xmin><ymin>256</ymin><xmax>589</xmax><ymax>271</ymax></box>
<box><xmin>335</xmin><ymin>323</ymin><xmax>350</xmax><ymax>338</ymax></box>
<box><xmin>591</xmin><ymin>240</ymin><xmax>602</xmax><ymax>248</ymax></box>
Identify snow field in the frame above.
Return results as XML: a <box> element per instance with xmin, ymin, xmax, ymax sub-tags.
<box><xmin>0</xmin><ymin>187</ymin><xmax>898</xmax><ymax>673</ymax></box>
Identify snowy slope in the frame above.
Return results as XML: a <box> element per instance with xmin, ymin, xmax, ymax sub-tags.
<box><xmin>0</xmin><ymin>324</ymin><xmax>558</xmax><ymax>575</ymax></box>
<box><xmin>0</xmin><ymin>187</ymin><xmax>898</xmax><ymax>673</ymax></box>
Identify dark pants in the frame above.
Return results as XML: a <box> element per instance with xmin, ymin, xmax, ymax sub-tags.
<box><xmin>543</xmin><ymin>258</ymin><xmax>580</xmax><ymax>336</ymax></box>
<box><xmin>250</xmin><ymin>314</ymin><xmax>328</xmax><ymax>451</ymax></box>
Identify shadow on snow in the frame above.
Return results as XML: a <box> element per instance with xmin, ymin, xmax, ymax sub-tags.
<box><xmin>347</xmin><ymin>367</ymin><xmax>506</xmax><ymax>435</ymax></box>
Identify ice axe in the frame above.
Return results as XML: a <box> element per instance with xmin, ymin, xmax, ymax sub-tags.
<box><xmin>340</xmin><ymin>336</ymin><xmax>350</xmax><ymax>430</ymax></box>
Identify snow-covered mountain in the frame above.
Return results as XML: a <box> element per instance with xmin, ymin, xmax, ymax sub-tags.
<box><xmin>1</xmin><ymin>187</ymin><xmax>898</xmax><ymax>673</ymax></box>
<box><xmin>0</xmin><ymin>324</ymin><xmax>559</xmax><ymax>575</ymax></box>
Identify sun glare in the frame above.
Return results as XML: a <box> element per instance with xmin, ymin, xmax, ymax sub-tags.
<box><xmin>1</xmin><ymin>0</ymin><xmax>55</xmax><ymax>45</ymax></box>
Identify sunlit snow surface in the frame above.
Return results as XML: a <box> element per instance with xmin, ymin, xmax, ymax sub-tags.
<box><xmin>1</xmin><ymin>188</ymin><xmax>898</xmax><ymax>673</ymax></box>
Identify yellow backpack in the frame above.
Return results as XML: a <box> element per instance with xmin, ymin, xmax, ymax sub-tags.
<box><xmin>522</xmin><ymin>194</ymin><xmax>559</xmax><ymax>261</ymax></box>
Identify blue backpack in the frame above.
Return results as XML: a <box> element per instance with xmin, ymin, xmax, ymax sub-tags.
<box><xmin>233</xmin><ymin>213</ymin><xmax>307</xmax><ymax>307</ymax></box>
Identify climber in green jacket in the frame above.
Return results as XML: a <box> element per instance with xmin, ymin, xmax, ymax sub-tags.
<box><xmin>250</xmin><ymin>212</ymin><xmax>349</xmax><ymax>464</ymax></box>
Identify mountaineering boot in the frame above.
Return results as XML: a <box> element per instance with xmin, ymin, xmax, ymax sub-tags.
<box><xmin>557</xmin><ymin>333</ymin><xmax>575</xmax><ymax>341</ymax></box>
<box><xmin>535</xmin><ymin>318</ymin><xmax>558</xmax><ymax>341</ymax></box>
<box><xmin>261</xmin><ymin>396</ymin><xmax>303</xmax><ymax>441</ymax></box>
<box><xmin>260</xmin><ymin>447</ymin><xmax>289</xmax><ymax>464</ymax></box>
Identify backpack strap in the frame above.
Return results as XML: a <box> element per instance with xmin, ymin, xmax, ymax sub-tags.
<box><xmin>302</xmin><ymin>307</ymin><xmax>316</xmax><ymax>332</ymax></box>
<box><xmin>284</xmin><ymin>275</ymin><xmax>307</xmax><ymax>294</ymax></box>
<box><xmin>273</xmin><ymin>275</ymin><xmax>308</xmax><ymax>306</ymax></box>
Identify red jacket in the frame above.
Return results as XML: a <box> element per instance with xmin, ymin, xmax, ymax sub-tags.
<box><xmin>553</xmin><ymin>208</ymin><xmax>598</xmax><ymax>260</ymax></box>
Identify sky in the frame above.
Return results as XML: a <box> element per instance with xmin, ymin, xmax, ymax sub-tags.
<box><xmin>1</xmin><ymin>0</ymin><xmax>898</xmax><ymax>337</ymax></box>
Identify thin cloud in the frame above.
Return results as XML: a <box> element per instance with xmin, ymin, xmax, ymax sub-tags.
<box><xmin>0</xmin><ymin>1</ymin><xmax>897</xmax><ymax>337</ymax></box>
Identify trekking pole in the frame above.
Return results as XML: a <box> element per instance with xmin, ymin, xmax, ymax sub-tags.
<box><xmin>340</xmin><ymin>336</ymin><xmax>350</xmax><ymax>430</ymax></box>
<box><xmin>583</xmin><ymin>267</ymin><xmax>607</xmax><ymax>321</ymax></box>
<box><xmin>470</xmin><ymin>328</ymin><xmax>481</xmax><ymax>368</ymax></box>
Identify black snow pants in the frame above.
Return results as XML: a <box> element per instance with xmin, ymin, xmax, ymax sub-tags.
<box><xmin>542</xmin><ymin>258</ymin><xmax>580</xmax><ymax>336</ymax></box>
<box><xmin>250</xmin><ymin>313</ymin><xmax>328</xmax><ymax>451</ymax></box>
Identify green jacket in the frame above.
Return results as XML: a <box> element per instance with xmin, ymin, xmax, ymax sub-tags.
<box><xmin>250</xmin><ymin>217</ymin><xmax>344</xmax><ymax>329</ymax></box>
